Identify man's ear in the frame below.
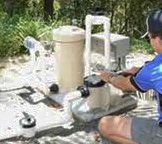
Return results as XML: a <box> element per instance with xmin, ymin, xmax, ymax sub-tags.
<box><xmin>156</xmin><ymin>36</ymin><xmax>162</xmax><ymax>43</ymax></box>
<box><xmin>154</xmin><ymin>36</ymin><xmax>162</xmax><ymax>49</ymax></box>
<box><xmin>159</xmin><ymin>37</ymin><xmax>162</xmax><ymax>45</ymax></box>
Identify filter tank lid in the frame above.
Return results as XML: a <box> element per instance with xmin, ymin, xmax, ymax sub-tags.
<box><xmin>53</xmin><ymin>25</ymin><xmax>85</xmax><ymax>42</ymax></box>
<box><xmin>84</xmin><ymin>74</ymin><xmax>106</xmax><ymax>87</ymax></box>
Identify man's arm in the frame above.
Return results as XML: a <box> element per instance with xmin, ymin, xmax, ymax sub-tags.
<box><xmin>124</xmin><ymin>67</ymin><xmax>140</xmax><ymax>75</ymax></box>
<box><xmin>100</xmin><ymin>71</ymin><xmax>137</xmax><ymax>92</ymax></box>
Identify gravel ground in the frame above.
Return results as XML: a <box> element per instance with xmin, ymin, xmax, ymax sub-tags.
<box><xmin>0</xmin><ymin>52</ymin><xmax>157</xmax><ymax>144</ymax></box>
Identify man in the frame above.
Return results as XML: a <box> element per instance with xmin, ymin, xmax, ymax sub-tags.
<box><xmin>98</xmin><ymin>9</ymin><xmax>162</xmax><ymax>144</ymax></box>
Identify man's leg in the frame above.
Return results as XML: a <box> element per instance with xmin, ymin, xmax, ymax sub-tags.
<box><xmin>98</xmin><ymin>115</ymin><xmax>138</xmax><ymax>144</ymax></box>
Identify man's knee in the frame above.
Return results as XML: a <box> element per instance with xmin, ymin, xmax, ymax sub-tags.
<box><xmin>98</xmin><ymin>116</ymin><xmax>112</xmax><ymax>135</ymax></box>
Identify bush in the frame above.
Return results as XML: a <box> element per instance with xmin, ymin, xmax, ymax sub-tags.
<box><xmin>0</xmin><ymin>14</ymin><xmax>66</xmax><ymax>57</ymax></box>
<box><xmin>130</xmin><ymin>38</ymin><xmax>153</xmax><ymax>54</ymax></box>
<box><xmin>1</xmin><ymin>0</ymin><xmax>160</xmax><ymax>57</ymax></box>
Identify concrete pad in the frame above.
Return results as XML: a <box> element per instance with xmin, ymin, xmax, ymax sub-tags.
<box><xmin>0</xmin><ymin>92</ymin><xmax>74</xmax><ymax>141</ymax></box>
<box><xmin>71</xmin><ymin>94</ymin><xmax>137</xmax><ymax>122</ymax></box>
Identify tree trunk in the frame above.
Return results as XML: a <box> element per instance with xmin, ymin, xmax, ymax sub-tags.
<box><xmin>44</xmin><ymin>0</ymin><xmax>54</xmax><ymax>21</ymax></box>
<box><xmin>4</xmin><ymin>0</ymin><xmax>14</xmax><ymax>16</ymax></box>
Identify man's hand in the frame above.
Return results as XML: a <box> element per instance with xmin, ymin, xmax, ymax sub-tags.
<box><xmin>99</xmin><ymin>67</ymin><xmax>139</xmax><ymax>83</ymax></box>
<box><xmin>99</xmin><ymin>71</ymin><xmax>115</xmax><ymax>83</ymax></box>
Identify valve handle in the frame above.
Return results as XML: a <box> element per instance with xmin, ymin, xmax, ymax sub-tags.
<box><xmin>77</xmin><ymin>85</ymin><xmax>90</xmax><ymax>98</ymax></box>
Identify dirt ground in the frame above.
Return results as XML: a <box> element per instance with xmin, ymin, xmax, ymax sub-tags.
<box><xmin>0</xmin><ymin>52</ymin><xmax>157</xmax><ymax>144</ymax></box>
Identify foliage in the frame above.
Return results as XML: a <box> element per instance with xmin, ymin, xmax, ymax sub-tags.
<box><xmin>130</xmin><ymin>38</ymin><xmax>153</xmax><ymax>54</ymax></box>
<box><xmin>0</xmin><ymin>14</ymin><xmax>64</xmax><ymax>57</ymax></box>
<box><xmin>1</xmin><ymin>0</ymin><xmax>162</xmax><ymax>57</ymax></box>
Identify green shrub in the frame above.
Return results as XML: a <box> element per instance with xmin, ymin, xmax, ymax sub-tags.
<box><xmin>1</xmin><ymin>0</ymin><xmax>159</xmax><ymax>57</ymax></box>
<box><xmin>0</xmin><ymin>14</ymin><xmax>66</xmax><ymax>57</ymax></box>
<box><xmin>130</xmin><ymin>38</ymin><xmax>153</xmax><ymax>54</ymax></box>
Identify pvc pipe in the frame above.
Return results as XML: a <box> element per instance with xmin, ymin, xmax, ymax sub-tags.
<box><xmin>85</xmin><ymin>15</ymin><xmax>111</xmax><ymax>75</ymax></box>
<box><xmin>104</xmin><ymin>19</ymin><xmax>111</xmax><ymax>69</ymax></box>
<box><xmin>85</xmin><ymin>15</ymin><xmax>92</xmax><ymax>76</ymax></box>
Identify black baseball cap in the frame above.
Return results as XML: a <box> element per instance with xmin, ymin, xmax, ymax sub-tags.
<box><xmin>141</xmin><ymin>9</ymin><xmax>162</xmax><ymax>38</ymax></box>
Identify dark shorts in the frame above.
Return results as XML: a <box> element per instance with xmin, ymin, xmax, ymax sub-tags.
<box><xmin>131</xmin><ymin>117</ymin><xmax>162</xmax><ymax>144</ymax></box>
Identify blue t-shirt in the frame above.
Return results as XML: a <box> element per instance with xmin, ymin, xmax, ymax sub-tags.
<box><xmin>130</xmin><ymin>53</ymin><xmax>162</xmax><ymax>124</ymax></box>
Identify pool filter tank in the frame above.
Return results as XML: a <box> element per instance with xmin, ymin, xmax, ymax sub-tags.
<box><xmin>53</xmin><ymin>26</ymin><xmax>85</xmax><ymax>91</ymax></box>
<box><xmin>84</xmin><ymin>74</ymin><xmax>111</xmax><ymax>110</ymax></box>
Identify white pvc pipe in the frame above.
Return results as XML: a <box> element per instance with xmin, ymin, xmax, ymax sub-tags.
<box><xmin>85</xmin><ymin>15</ymin><xmax>111</xmax><ymax>75</ymax></box>
<box><xmin>85</xmin><ymin>15</ymin><xmax>92</xmax><ymax>76</ymax></box>
<box><xmin>104</xmin><ymin>19</ymin><xmax>111</xmax><ymax>69</ymax></box>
